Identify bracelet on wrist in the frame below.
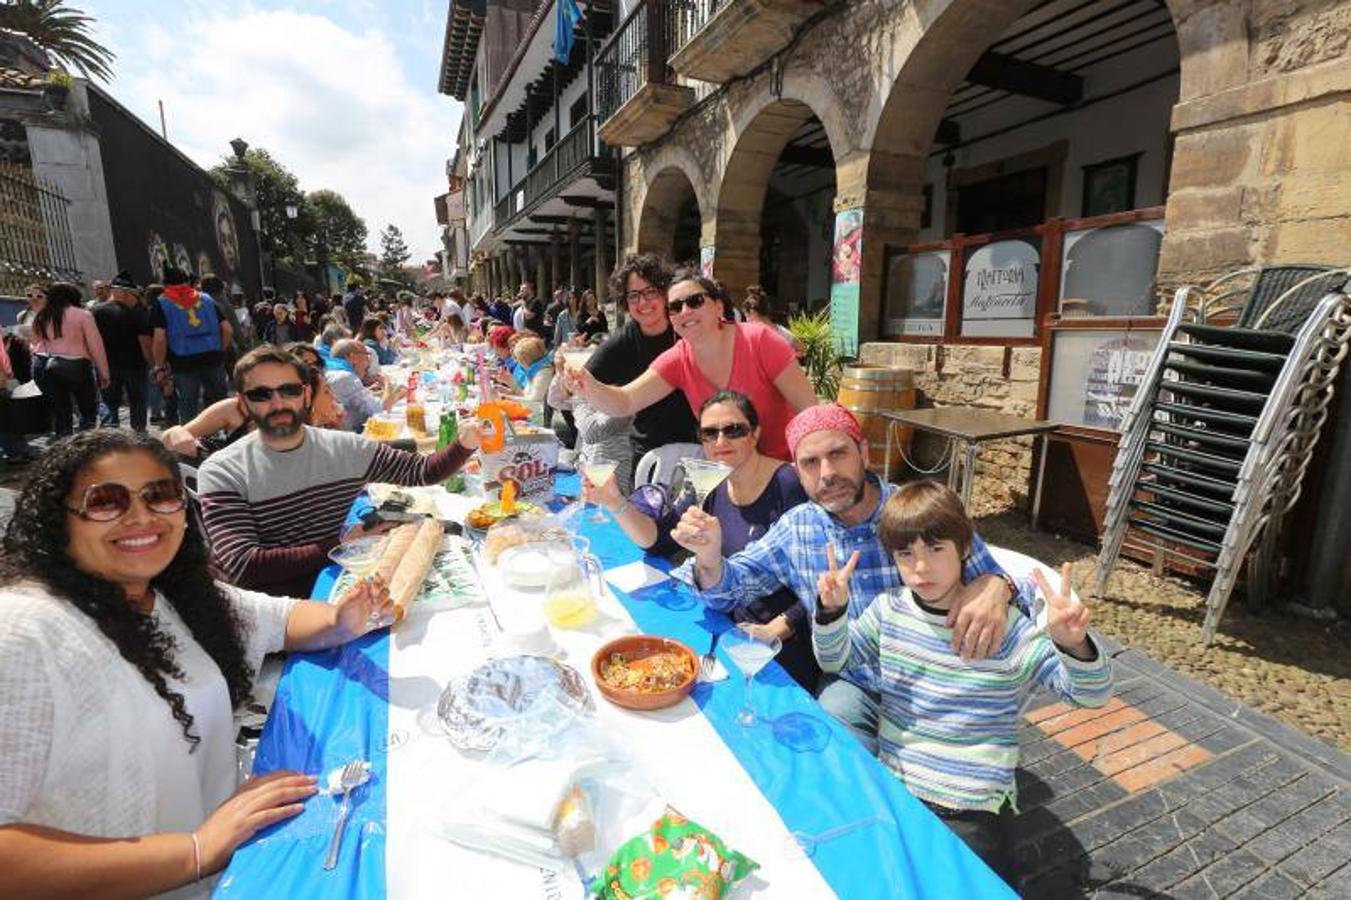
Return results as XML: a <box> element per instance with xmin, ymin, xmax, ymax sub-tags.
<box><xmin>609</xmin><ymin>498</ymin><xmax>631</xmax><ymax>516</ymax></box>
<box><xmin>190</xmin><ymin>831</ymin><xmax>202</xmax><ymax>882</ymax></box>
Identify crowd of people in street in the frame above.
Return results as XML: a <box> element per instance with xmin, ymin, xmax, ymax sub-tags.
<box><xmin>0</xmin><ymin>254</ymin><xmax>1109</xmax><ymax>895</ymax></box>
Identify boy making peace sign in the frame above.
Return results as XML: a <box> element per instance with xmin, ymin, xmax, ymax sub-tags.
<box><xmin>812</xmin><ymin>480</ymin><xmax>1112</xmax><ymax>888</ymax></box>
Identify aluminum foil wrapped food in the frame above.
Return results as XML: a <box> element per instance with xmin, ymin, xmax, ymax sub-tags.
<box><xmin>436</xmin><ymin>655</ymin><xmax>594</xmax><ymax>751</ymax></box>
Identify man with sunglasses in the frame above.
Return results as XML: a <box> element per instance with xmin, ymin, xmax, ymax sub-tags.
<box><xmin>574</xmin><ymin>254</ymin><xmax>696</xmax><ymax>471</ymax></box>
<box><xmin>196</xmin><ymin>347</ymin><xmax>479</xmax><ymax>597</ymax></box>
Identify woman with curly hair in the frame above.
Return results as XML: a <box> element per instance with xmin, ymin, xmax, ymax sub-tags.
<box><xmin>0</xmin><ymin>430</ymin><xmax>392</xmax><ymax>897</ymax></box>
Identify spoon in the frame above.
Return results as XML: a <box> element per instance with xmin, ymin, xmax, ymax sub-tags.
<box><xmin>784</xmin><ymin>816</ymin><xmax>886</xmax><ymax>859</ymax></box>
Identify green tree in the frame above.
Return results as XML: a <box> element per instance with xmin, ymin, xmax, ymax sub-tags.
<box><xmin>303</xmin><ymin>189</ymin><xmax>367</xmax><ymax>272</ymax></box>
<box><xmin>378</xmin><ymin>224</ymin><xmax>412</xmax><ymax>284</ymax></box>
<box><xmin>0</xmin><ymin>0</ymin><xmax>115</xmax><ymax>81</ymax></box>
<box><xmin>209</xmin><ymin>147</ymin><xmax>308</xmax><ymax>263</ymax></box>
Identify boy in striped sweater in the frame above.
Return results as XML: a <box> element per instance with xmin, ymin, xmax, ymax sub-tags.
<box><xmin>812</xmin><ymin>480</ymin><xmax>1112</xmax><ymax>887</ymax></box>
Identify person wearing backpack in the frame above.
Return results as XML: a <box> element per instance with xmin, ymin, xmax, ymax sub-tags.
<box><xmin>150</xmin><ymin>266</ymin><xmax>233</xmax><ymax>423</ymax></box>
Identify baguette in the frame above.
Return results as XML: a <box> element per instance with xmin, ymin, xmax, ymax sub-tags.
<box><xmin>373</xmin><ymin>522</ymin><xmax>420</xmax><ymax>585</ymax></box>
<box><xmin>388</xmin><ymin>517</ymin><xmax>443</xmax><ymax>621</ymax></box>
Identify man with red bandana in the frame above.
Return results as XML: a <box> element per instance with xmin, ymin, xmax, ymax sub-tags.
<box><xmin>671</xmin><ymin>403</ymin><xmax>1034</xmax><ymax>751</ymax></box>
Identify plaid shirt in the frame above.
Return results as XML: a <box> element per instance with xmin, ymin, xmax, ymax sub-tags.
<box><xmin>696</xmin><ymin>475</ymin><xmax>1033</xmax><ymax>692</ymax></box>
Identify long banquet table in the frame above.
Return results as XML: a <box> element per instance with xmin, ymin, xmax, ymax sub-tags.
<box><xmin>216</xmin><ymin>475</ymin><xmax>1014</xmax><ymax>899</ymax></box>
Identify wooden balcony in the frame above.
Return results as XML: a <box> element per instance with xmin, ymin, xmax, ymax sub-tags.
<box><xmin>669</xmin><ymin>0</ymin><xmax>828</xmax><ymax>84</ymax></box>
<box><xmin>595</xmin><ymin>0</ymin><xmax>695</xmax><ymax>147</ymax></box>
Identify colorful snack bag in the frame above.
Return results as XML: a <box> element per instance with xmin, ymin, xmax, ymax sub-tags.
<box><xmin>591</xmin><ymin>808</ymin><xmax>758</xmax><ymax>899</ymax></box>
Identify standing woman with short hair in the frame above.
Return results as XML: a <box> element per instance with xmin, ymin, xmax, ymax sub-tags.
<box><xmin>29</xmin><ymin>282</ymin><xmax>110</xmax><ymax>436</ymax></box>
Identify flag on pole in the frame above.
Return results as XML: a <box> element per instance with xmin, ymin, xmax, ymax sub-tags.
<box><xmin>553</xmin><ymin>0</ymin><xmax>584</xmax><ymax>64</ymax></box>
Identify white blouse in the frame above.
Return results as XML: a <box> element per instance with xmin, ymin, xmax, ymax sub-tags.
<box><xmin>0</xmin><ymin>580</ymin><xmax>299</xmax><ymax>897</ymax></box>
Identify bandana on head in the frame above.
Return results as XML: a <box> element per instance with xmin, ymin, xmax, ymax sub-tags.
<box><xmin>785</xmin><ymin>403</ymin><xmax>865</xmax><ymax>459</ymax></box>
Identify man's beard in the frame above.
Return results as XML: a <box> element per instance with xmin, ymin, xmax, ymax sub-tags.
<box><xmin>252</xmin><ymin>407</ymin><xmax>305</xmax><ymax>438</ymax></box>
<box><xmin>812</xmin><ymin>473</ymin><xmax>867</xmax><ymax>513</ymax></box>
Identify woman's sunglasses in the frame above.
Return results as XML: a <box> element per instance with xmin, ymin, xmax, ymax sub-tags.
<box><xmin>667</xmin><ymin>292</ymin><xmax>709</xmax><ymax>315</ymax></box>
<box><xmin>67</xmin><ymin>479</ymin><xmax>187</xmax><ymax>522</ymax></box>
<box><xmin>242</xmin><ymin>382</ymin><xmax>305</xmax><ymax>403</ymax></box>
<box><xmin>699</xmin><ymin>422</ymin><xmax>752</xmax><ymax>442</ymax></box>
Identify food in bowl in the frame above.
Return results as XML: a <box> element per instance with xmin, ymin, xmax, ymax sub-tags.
<box><xmin>465</xmin><ymin>499</ymin><xmax>540</xmax><ymax>531</ymax></box>
<box><xmin>599</xmin><ymin>650</ymin><xmax>693</xmax><ymax>692</ymax></box>
<box><xmin>591</xmin><ymin>636</ymin><xmax>698</xmax><ymax>711</ymax></box>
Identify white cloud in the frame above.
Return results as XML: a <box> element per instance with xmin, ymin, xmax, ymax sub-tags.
<box><xmin>90</xmin><ymin>5</ymin><xmax>462</xmax><ymax>262</ymax></box>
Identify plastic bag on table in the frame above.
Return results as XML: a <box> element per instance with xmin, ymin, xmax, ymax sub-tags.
<box><xmin>425</xmin><ymin>691</ymin><xmax>665</xmax><ymax>879</ymax></box>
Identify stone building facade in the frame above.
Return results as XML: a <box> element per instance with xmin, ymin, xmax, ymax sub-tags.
<box><xmin>608</xmin><ymin>0</ymin><xmax>1351</xmax><ymax>513</ymax></box>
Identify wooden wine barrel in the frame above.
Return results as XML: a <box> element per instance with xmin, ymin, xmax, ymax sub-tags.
<box><xmin>836</xmin><ymin>366</ymin><xmax>916</xmax><ymax>472</ymax></box>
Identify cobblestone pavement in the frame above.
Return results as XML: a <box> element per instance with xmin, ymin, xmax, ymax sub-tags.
<box><xmin>1015</xmin><ymin>637</ymin><xmax>1351</xmax><ymax>898</ymax></box>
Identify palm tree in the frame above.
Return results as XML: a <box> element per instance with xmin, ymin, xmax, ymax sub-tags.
<box><xmin>0</xmin><ymin>1</ymin><xmax>115</xmax><ymax>82</ymax></box>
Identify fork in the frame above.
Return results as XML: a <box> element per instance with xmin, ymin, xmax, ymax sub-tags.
<box><xmin>699</xmin><ymin>630</ymin><xmax>723</xmax><ymax>681</ymax></box>
<box><xmin>323</xmin><ymin>760</ymin><xmax>368</xmax><ymax>871</ymax></box>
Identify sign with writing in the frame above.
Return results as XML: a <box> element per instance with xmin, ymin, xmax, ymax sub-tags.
<box><xmin>884</xmin><ymin>248</ymin><xmax>947</xmax><ymax>337</ymax></box>
<box><xmin>480</xmin><ymin>433</ymin><xmax>559</xmax><ymax>501</ymax></box>
<box><xmin>962</xmin><ymin>240</ymin><xmax>1039</xmax><ymax>320</ymax></box>
<box><xmin>829</xmin><ymin>207</ymin><xmax>863</xmax><ymax>355</ymax></box>
<box><xmin>1083</xmin><ymin>333</ymin><xmax>1156</xmax><ymax>429</ymax></box>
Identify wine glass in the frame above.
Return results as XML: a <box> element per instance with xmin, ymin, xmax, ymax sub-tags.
<box><xmin>328</xmin><ymin>534</ymin><xmax>390</xmax><ymax>626</ymax></box>
<box><xmin>580</xmin><ymin>458</ymin><xmax>618</xmax><ymax>523</ymax></box>
<box><xmin>680</xmin><ymin>458</ymin><xmax>733</xmax><ymax>506</ymax></box>
<box><xmin>721</xmin><ymin>627</ymin><xmax>781</xmax><ymax>727</ymax></box>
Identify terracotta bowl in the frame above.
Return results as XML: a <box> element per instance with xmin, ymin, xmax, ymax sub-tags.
<box><xmin>591</xmin><ymin>635</ymin><xmax>698</xmax><ymax>711</ymax></box>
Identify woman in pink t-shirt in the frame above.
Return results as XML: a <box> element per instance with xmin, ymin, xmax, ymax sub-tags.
<box><xmin>569</xmin><ymin>269</ymin><xmax>816</xmax><ymax>459</ymax></box>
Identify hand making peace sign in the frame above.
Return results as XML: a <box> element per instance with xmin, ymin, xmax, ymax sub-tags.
<box><xmin>817</xmin><ymin>542</ymin><xmax>861</xmax><ymax>612</ymax></box>
<box><xmin>1032</xmin><ymin>562</ymin><xmax>1094</xmax><ymax>659</ymax></box>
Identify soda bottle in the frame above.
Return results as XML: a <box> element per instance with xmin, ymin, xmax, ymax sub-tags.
<box><xmin>438</xmin><ymin>412</ymin><xmax>466</xmax><ymax>493</ymax></box>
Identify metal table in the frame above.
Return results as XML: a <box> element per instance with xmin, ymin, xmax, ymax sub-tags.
<box><xmin>881</xmin><ymin>407</ymin><xmax>1059</xmax><ymax>523</ymax></box>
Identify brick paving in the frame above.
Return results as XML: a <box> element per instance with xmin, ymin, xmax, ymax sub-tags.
<box><xmin>1014</xmin><ymin>635</ymin><xmax>1351</xmax><ymax>898</ymax></box>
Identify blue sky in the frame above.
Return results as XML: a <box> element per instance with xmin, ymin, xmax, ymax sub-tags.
<box><xmin>82</xmin><ymin>0</ymin><xmax>465</xmax><ymax>261</ymax></box>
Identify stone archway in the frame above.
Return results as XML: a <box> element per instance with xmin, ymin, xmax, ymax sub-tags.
<box><xmin>636</xmin><ymin>166</ymin><xmax>703</xmax><ymax>266</ymax></box>
<box><xmin>854</xmin><ymin>0</ymin><xmax>1209</xmax><ymax>340</ymax></box>
<box><xmin>710</xmin><ymin>74</ymin><xmax>849</xmax><ymax>305</ymax></box>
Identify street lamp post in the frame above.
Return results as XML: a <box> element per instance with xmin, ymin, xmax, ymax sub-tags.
<box><xmin>283</xmin><ymin>203</ymin><xmax>299</xmax><ymax>292</ymax></box>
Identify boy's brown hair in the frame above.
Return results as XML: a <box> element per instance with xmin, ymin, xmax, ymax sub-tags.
<box><xmin>877</xmin><ymin>480</ymin><xmax>974</xmax><ymax>558</ymax></box>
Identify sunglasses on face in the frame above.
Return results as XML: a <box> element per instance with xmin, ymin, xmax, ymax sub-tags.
<box><xmin>667</xmin><ymin>292</ymin><xmax>709</xmax><ymax>316</ymax></box>
<box><xmin>67</xmin><ymin>479</ymin><xmax>187</xmax><ymax>521</ymax></box>
<box><xmin>243</xmin><ymin>382</ymin><xmax>305</xmax><ymax>403</ymax></box>
<box><xmin>624</xmin><ymin>285</ymin><xmax>663</xmax><ymax>305</ymax></box>
<box><xmin>699</xmin><ymin>422</ymin><xmax>752</xmax><ymax>442</ymax></box>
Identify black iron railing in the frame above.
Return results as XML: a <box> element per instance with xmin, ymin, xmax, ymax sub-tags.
<box><xmin>665</xmin><ymin>0</ymin><xmax>719</xmax><ymax>58</ymax></box>
<box><xmin>597</xmin><ymin>1</ymin><xmax>670</xmax><ymax>123</ymax></box>
<box><xmin>0</xmin><ymin>161</ymin><xmax>81</xmax><ymax>294</ymax></box>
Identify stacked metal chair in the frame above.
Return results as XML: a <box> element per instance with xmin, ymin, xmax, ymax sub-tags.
<box><xmin>1093</xmin><ymin>265</ymin><xmax>1351</xmax><ymax>645</ymax></box>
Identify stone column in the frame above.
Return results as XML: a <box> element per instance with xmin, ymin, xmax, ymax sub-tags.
<box><xmin>549</xmin><ymin>233</ymin><xmax>562</xmax><ymax>293</ymax></box>
<box><xmin>568</xmin><ymin>218</ymin><xmax>581</xmax><ymax>288</ymax></box>
<box><xmin>533</xmin><ymin>245</ymin><xmax>547</xmax><ymax>298</ymax></box>
<box><xmin>594</xmin><ymin>207</ymin><xmax>610</xmax><ymax>306</ymax></box>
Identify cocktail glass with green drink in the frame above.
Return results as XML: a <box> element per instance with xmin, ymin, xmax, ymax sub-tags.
<box><xmin>721</xmin><ymin>627</ymin><xmax>782</xmax><ymax>727</ymax></box>
<box><xmin>581</xmin><ymin>459</ymin><xmax>618</xmax><ymax>523</ymax></box>
<box><xmin>680</xmin><ymin>457</ymin><xmax>733</xmax><ymax>506</ymax></box>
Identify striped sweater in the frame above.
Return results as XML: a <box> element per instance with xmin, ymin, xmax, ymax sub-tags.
<box><xmin>813</xmin><ymin>589</ymin><xmax>1113</xmax><ymax>813</ymax></box>
<box><xmin>197</xmin><ymin>426</ymin><xmax>470</xmax><ymax>597</ymax></box>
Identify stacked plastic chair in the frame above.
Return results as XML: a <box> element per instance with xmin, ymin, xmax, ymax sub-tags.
<box><xmin>1094</xmin><ymin>266</ymin><xmax>1351</xmax><ymax>645</ymax></box>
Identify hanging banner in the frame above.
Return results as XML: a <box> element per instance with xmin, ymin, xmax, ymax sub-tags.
<box><xmin>699</xmin><ymin>244</ymin><xmax>715</xmax><ymax>280</ymax></box>
<box><xmin>829</xmin><ymin>207</ymin><xmax>863</xmax><ymax>356</ymax></box>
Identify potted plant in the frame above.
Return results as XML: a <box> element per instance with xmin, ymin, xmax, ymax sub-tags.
<box><xmin>788</xmin><ymin>309</ymin><xmax>849</xmax><ymax>401</ymax></box>
<box><xmin>43</xmin><ymin>68</ymin><xmax>72</xmax><ymax>110</ymax></box>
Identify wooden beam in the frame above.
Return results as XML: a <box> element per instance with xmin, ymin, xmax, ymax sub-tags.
<box><xmin>777</xmin><ymin>144</ymin><xmax>835</xmax><ymax>169</ymax></box>
<box><xmin>560</xmin><ymin>195</ymin><xmax>615</xmax><ymax>209</ymax></box>
<box><xmin>966</xmin><ymin>51</ymin><xmax>1083</xmax><ymax>106</ymax></box>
